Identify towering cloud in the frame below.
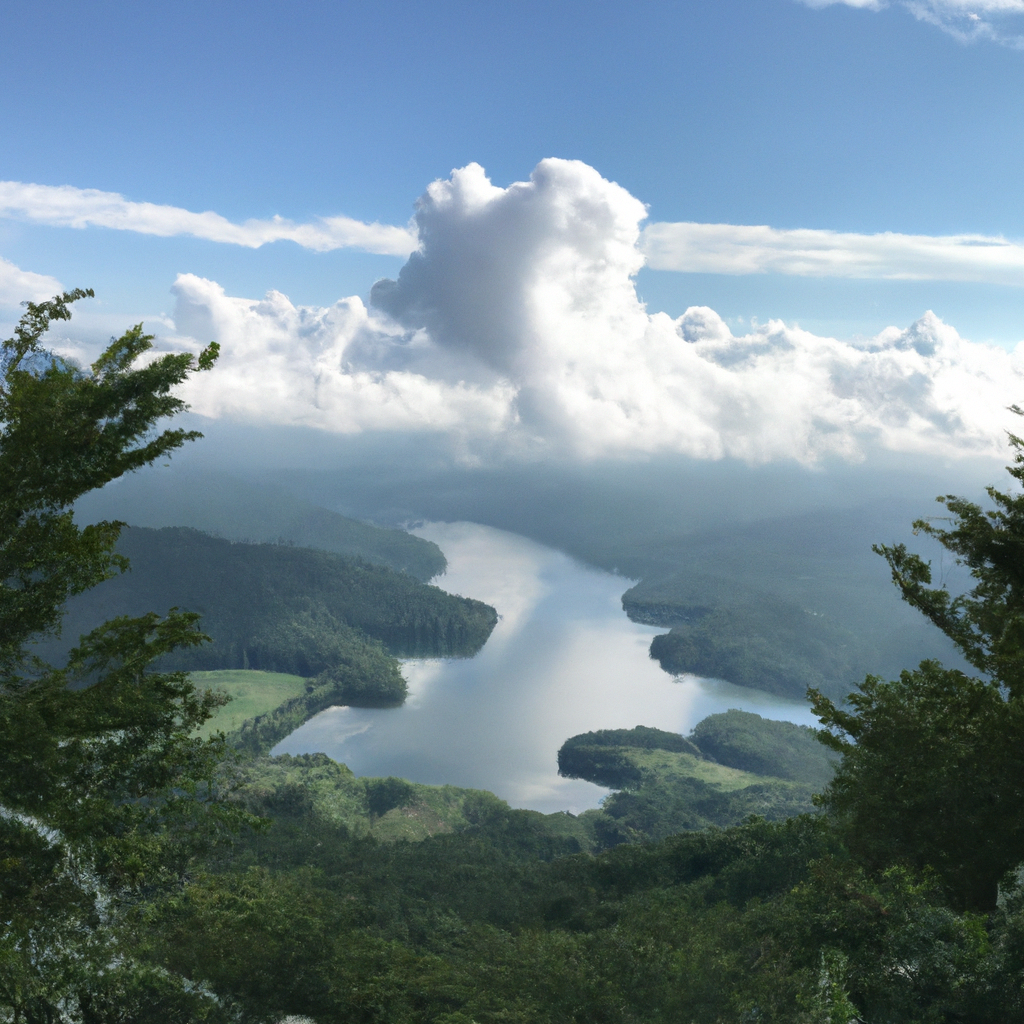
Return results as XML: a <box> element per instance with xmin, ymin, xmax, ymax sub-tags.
<box><xmin>171</xmin><ymin>159</ymin><xmax>1024</xmax><ymax>464</ymax></box>
<box><xmin>370</xmin><ymin>161</ymin><xmax>648</xmax><ymax>379</ymax></box>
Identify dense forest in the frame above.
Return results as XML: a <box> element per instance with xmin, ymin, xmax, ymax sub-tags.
<box><xmin>623</xmin><ymin>576</ymin><xmax>871</xmax><ymax>700</ymax></box>
<box><xmin>39</xmin><ymin>526</ymin><xmax>496</xmax><ymax>720</ymax></box>
<box><xmin>74</xmin><ymin>526</ymin><xmax>495</xmax><ymax>663</ymax></box>
<box><xmin>6</xmin><ymin>295</ymin><xmax>1024</xmax><ymax>1023</ymax></box>
<box><xmin>133</xmin><ymin>794</ymin><xmax>1024</xmax><ymax>1023</ymax></box>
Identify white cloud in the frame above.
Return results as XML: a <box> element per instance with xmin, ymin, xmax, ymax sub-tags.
<box><xmin>0</xmin><ymin>181</ymin><xmax>418</xmax><ymax>257</ymax></box>
<box><xmin>0</xmin><ymin>256</ymin><xmax>62</xmax><ymax>307</ymax></box>
<box><xmin>802</xmin><ymin>0</ymin><xmax>884</xmax><ymax>8</ymax></box>
<box><xmin>172</xmin><ymin>273</ymin><xmax>515</xmax><ymax>441</ymax></box>
<box><xmin>9</xmin><ymin>176</ymin><xmax>1024</xmax><ymax>288</ymax></box>
<box><xmin>642</xmin><ymin>221</ymin><xmax>1024</xmax><ymax>283</ymax></box>
<box><xmin>798</xmin><ymin>0</ymin><xmax>1024</xmax><ymax>48</ymax></box>
<box><xmin>370</xmin><ymin>161</ymin><xmax>648</xmax><ymax>378</ymax></box>
<box><xmin>167</xmin><ymin>159</ymin><xmax>1024</xmax><ymax>466</ymax></box>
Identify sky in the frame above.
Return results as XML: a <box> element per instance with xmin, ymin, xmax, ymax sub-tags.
<box><xmin>4</xmin><ymin>0</ymin><xmax>1024</xmax><ymax>468</ymax></box>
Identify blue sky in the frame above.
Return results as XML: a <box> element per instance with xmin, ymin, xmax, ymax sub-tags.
<box><xmin>4</xmin><ymin>0</ymin><xmax>1024</xmax><ymax>465</ymax></box>
<box><xmin>2</xmin><ymin>0</ymin><xmax>1023</xmax><ymax>333</ymax></box>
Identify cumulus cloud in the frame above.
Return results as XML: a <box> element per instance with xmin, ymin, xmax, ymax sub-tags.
<box><xmin>370</xmin><ymin>161</ymin><xmax>648</xmax><ymax>378</ymax></box>
<box><xmin>169</xmin><ymin>159</ymin><xmax>1024</xmax><ymax>465</ymax></box>
<box><xmin>798</xmin><ymin>0</ymin><xmax>1024</xmax><ymax>48</ymax></box>
<box><xmin>0</xmin><ymin>181</ymin><xmax>417</xmax><ymax>256</ymax></box>
<box><xmin>172</xmin><ymin>273</ymin><xmax>514</xmax><ymax>441</ymax></box>
<box><xmin>0</xmin><ymin>256</ymin><xmax>62</xmax><ymax>307</ymax></box>
<box><xmin>641</xmin><ymin>222</ymin><xmax>1024</xmax><ymax>283</ymax></box>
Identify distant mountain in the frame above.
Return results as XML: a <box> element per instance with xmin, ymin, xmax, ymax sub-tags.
<box><xmin>76</xmin><ymin>466</ymin><xmax>446</xmax><ymax>581</ymax></box>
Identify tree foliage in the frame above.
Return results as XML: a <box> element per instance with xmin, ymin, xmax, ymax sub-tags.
<box><xmin>1</xmin><ymin>290</ymin><xmax>215</xmax><ymax>664</ymax></box>
<box><xmin>813</xmin><ymin>415</ymin><xmax>1024</xmax><ymax>911</ymax></box>
<box><xmin>875</xmin><ymin>413</ymin><xmax>1024</xmax><ymax>695</ymax></box>
<box><xmin>142</xmin><ymin>800</ymin><xmax>1023</xmax><ymax>1024</ymax></box>
<box><xmin>0</xmin><ymin>292</ymin><xmax>247</xmax><ymax>1019</ymax></box>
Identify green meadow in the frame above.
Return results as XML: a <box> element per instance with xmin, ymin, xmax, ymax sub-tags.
<box><xmin>191</xmin><ymin>669</ymin><xmax>307</xmax><ymax>737</ymax></box>
<box><xmin>627</xmin><ymin>747</ymin><xmax>767</xmax><ymax>791</ymax></box>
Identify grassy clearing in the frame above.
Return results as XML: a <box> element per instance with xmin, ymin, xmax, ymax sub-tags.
<box><xmin>371</xmin><ymin>786</ymin><xmax>478</xmax><ymax>841</ymax></box>
<box><xmin>191</xmin><ymin>669</ymin><xmax>307</xmax><ymax>738</ymax></box>
<box><xmin>629</xmin><ymin>748</ymin><xmax>768</xmax><ymax>791</ymax></box>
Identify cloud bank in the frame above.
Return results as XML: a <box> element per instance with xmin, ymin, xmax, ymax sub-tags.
<box><xmin>171</xmin><ymin>159</ymin><xmax>1024</xmax><ymax>465</ymax></box>
<box><xmin>0</xmin><ymin>256</ymin><xmax>62</xmax><ymax>307</ymax></box>
<box><xmin>642</xmin><ymin>222</ymin><xmax>1024</xmax><ymax>283</ymax></box>
<box><xmin>800</xmin><ymin>0</ymin><xmax>1024</xmax><ymax>48</ymax></box>
<box><xmin>174</xmin><ymin>274</ymin><xmax>513</xmax><ymax>442</ymax></box>
<box><xmin>0</xmin><ymin>181</ymin><xmax>417</xmax><ymax>256</ymax></box>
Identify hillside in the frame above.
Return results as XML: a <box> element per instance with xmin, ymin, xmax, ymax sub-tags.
<box><xmin>54</xmin><ymin>526</ymin><xmax>496</xmax><ymax>670</ymax></box>
<box><xmin>41</xmin><ymin>528</ymin><xmax>497</xmax><ymax>729</ymax></box>
<box><xmin>623</xmin><ymin>574</ymin><xmax>870</xmax><ymax>700</ymax></box>
<box><xmin>691</xmin><ymin>708</ymin><xmax>837</xmax><ymax>787</ymax></box>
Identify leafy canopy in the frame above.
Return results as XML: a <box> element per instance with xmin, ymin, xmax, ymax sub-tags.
<box><xmin>873</xmin><ymin>408</ymin><xmax>1024</xmax><ymax>696</ymax></box>
<box><xmin>813</xmin><ymin>413</ymin><xmax>1024</xmax><ymax>911</ymax></box>
<box><xmin>1</xmin><ymin>289</ymin><xmax>216</xmax><ymax>665</ymax></box>
<box><xmin>0</xmin><ymin>291</ymin><xmax>249</xmax><ymax>1019</ymax></box>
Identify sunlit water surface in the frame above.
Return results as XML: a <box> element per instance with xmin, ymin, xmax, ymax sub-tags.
<box><xmin>276</xmin><ymin>522</ymin><xmax>817</xmax><ymax>814</ymax></box>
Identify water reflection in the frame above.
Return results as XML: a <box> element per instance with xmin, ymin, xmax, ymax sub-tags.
<box><xmin>276</xmin><ymin>522</ymin><xmax>817</xmax><ymax>814</ymax></box>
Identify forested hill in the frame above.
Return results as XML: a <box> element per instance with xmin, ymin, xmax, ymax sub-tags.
<box><xmin>52</xmin><ymin>527</ymin><xmax>497</xmax><ymax>675</ymax></box>
<box><xmin>75</xmin><ymin>468</ymin><xmax>447</xmax><ymax>581</ymax></box>
<box><xmin>623</xmin><ymin>574</ymin><xmax>871</xmax><ymax>700</ymax></box>
<box><xmin>557</xmin><ymin>712</ymin><xmax>838</xmax><ymax>844</ymax></box>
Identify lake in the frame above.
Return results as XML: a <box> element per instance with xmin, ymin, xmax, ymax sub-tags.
<box><xmin>275</xmin><ymin>521</ymin><xmax>818</xmax><ymax>814</ymax></box>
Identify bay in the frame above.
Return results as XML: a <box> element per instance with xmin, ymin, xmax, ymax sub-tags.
<box><xmin>275</xmin><ymin>522</ymin><xmax>818</xmax><ymax>814</ymax></box>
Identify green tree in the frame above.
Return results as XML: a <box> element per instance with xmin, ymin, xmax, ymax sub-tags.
<box><xmin>813</xmin><ymin>415</ymin><xmax>1024</xmax><ymax>911</ymax></box>
<box><xmin>0</xmin><ymin>291</ymin><xmax>244</xmax><ymax>1018</ymax></box>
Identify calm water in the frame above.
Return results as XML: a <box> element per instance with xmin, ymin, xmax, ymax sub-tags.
<box><xmin>275</xmin><ymin>522</ymin><xmax>818</xmax><ymax>813</ymax></box>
